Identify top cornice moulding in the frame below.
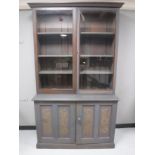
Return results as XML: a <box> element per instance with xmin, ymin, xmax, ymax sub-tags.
<box><xmin>19</xmin><ymin>1</ymin><xmax>135</xmax><ymax>11</ymax></box>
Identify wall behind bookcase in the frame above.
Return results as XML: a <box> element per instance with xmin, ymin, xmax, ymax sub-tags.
<box><xmin>19</xmin><ymin>10</ymin><xmax>135</xmax><ymax>125</ymax></box>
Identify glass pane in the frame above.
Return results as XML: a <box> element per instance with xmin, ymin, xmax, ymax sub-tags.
<box><xmin>39</xmin><ymin>57</ymin><xmax>72</xmax><ymax>71</ymax></box>
<box><xmin>80</xmin><ymin>57</ymin><xmax>113</xmax><ymax>72</ymax></box>
<box><xmin>40</xmin><ymin>74</ymin><xmax>72</xmax><ymax>88</ymax></box>
<box><xmin>79</xmin><ymin>10</ymin><xmax>115</xmax><ymax>90</ymax></box>
<box><xmin>36</xmin><ymin>10</ymin><xmax>73</xmax><ymax>89</ymax></box>
<box><xmin>80</xmin><ymin>74</ymin><xmax>113</xmax><ymax>89</ymax></box>
<box><xmin>81</xmin><ymin>35</ymin><xmax>114</xmax><ymax>56</ymax></box>
<box><xmin>37</xmin><ymin>10</ymin><xmax>72</xmax><ymax>33</ymax></box>
<box><xmin>80</xmin><ymin>11</ymin><xmax>115</xmax><ymax>32</ymax></box>
<box><xmin>38</xmin><ymin>35</ymin><xmax>72</xmax><ymax>56</ymax></box>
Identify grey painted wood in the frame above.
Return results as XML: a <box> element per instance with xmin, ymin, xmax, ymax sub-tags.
<box><xmin>94</xmin><ymin>104</ymin><xmax>100</xmax><ymax>138</ymax></box>
<box><xmin>35</xmin><ymin>101</ymin><xmax>117</xmax><ymax>147</ymax></box>
<box><xmin>76</xmin><ymin>104</ymin><xmax>82</xmax><ymax>144</ymax></box>
<box><xmin>52</xmin><ymin>104</ymin><xmax>58</xmax><ymax>139</ymax></box>
<box><xmin>76</xmin><ymin>102</ymin><xmax>117</xmax><ymax>144</ymax></box>
<box><xmin>33</xmin><ymin>94</ymin><xmax>119</xmax><ymax>102</ymax></box>
<box><xmin>109</xmin><ymin>103</ymin><xmax>117</xmax><ymax>142</ymax></box>
<box><xmin>35</xmin><ymin>102</ymin><xmax>76</xmax><ymax>144</ymax></box>
<box><xmin>55</xmin><ymin>104</ymin><xmax>75</xmax><ymax>143</ymax></box>
<box><xmin>76</xmin><ymin>103</ymin><xmax>95</xmax><ymax>144</ymax></box>
<box><xmin>39</xmin><ymin>104</ymin><xmax>56</xmax><ymax>143</ymax></box>
<box><xmin>70</xmin><ymin>104</ymin><xmax>76</xmax><ymax>140</ymax></box>
<box><xmin>34</xmin><ymin>104</ymin><xmax>42</xmax><ymax>143</ymax></box>
<box><xmin>94</xmin><ymin>103</ymin><xmax>117</xmax><ymax>143</ymax></box>
<box><xmin>36</xmin><ymin>142</ymin><xmax>115</xmax><ymax>149</ymax></box>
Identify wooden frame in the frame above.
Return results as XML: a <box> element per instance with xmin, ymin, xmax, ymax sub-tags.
<box><xmin>35</xmin><ymin>102</ymin><xmax>76</xmax><ymax>144</ymax></box>
<box><xmin>32</xmin><ymin>6</ymin><xmax>120</xmax><ymax>94</ymax></box>
<box><xmin>32</xmin><ymin>8</ymin><xmax>77</xmax><ymax>93</ymax></box>
<box><xmin>28</xmin><ymin>2</ymin><xmax>123</xmax><ymax>8</ymax></box>
<box><xmin>77</xmin><ymin>8</ymin><xmax>118</xmax><ymax>94</ymax></box>
<box><xmin>76</xmin><ymin>102</ymin><xmax>117</xmax><ymax>144</ymax></box>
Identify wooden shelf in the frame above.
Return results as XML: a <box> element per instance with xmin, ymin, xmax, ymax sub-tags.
<box><xmin>81</xmin><ymin>32</ymin><xmax>115</xmax><ymax>36</ymax></box>
<box><xmin>80</xmin><ymin>70</ymin><xmax>113</xmax><ymax>74</ymax></box>
<box><xmin>80</xmin><ymin>55</ymin><xmax>113</xmax><ymax>58</ymax></box>
<box><xmin>38</xmin><ymin>55</ymin><xmax>72</xmax><ymax>58</ymax></box>
<box><xmin>39</xmin><ymin>70</ymin><xmax>72</xmax><ymax>74</ymax></box>
<box><xmin>38</xmin><ymin>32</ymin><xmax>72</xmax><ymax>35</ymax></box>
<box><xmin>38</xmin><ymin>54</ymin><xmax>113</xmax><ymax>58</ymax></box>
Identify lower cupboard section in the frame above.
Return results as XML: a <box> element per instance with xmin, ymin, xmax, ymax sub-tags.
<box><xmin>34</xmin><ymin>102</ymin><xmax>117</xmax><ymax>148</ymax></box>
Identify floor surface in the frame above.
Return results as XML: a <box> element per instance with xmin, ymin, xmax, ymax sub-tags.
<box><xmin>19</xmin><ymin>128</ymin><xmax>135</xmax><ymax>155</ymax></box>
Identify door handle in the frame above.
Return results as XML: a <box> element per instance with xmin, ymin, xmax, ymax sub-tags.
<box><xmin>77</xmin><ymin>117</ymin><xmax>82</xmax><ymax>124</ymax></box>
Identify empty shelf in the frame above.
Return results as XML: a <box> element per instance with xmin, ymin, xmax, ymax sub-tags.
<box><xmin>38</xmin><ymin>55</ymin><xmax>72</xmax><ymax>57</ymax></box>
<box><xmin>80</xmin><ymin>70</ymin><xmax>113</xmax><ymax>74</ymax></box>
<box><xmin>39</xmin><ymin>70</ymin><xmax>72</xmax><ymax>74</ymax></box>
<box><xmin>81</xmin><ymin>32</ymin><xmax>115</xmax><ymax>35</ymax></box>
<box><xmin>80</xmin><ymin>54</ymin><xmax>113</xmax><ymax>57</ymax></box>
<box><xmin>38</xmin><ymin>32</ymin><xmax>72</xmax><ymax>35</ymax></box>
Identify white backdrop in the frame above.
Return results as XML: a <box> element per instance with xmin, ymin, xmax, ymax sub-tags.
<box><xmin>19</xmin><ymin>10</ymin><xmax>135</xmax><ymax>125</ymax></box>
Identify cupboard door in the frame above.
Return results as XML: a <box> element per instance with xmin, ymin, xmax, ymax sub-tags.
<box><xmin>35</xmin><ymin>103</ymin><xmax>75</xmax><ymax>143</ymax></box>
<box><xmin>76</xmin><ymin>103</ymin><xmax>116</xmax><ymax>144</ymax></box>
<box><xmin>79</xmin><ymin>8</ymin><xmax>116</xmax><ymax>92</ymax></box>
<box><xmin>34</xmin><ymin>8</ymin><xmax>77</xmax><ymax>93</ymax></box>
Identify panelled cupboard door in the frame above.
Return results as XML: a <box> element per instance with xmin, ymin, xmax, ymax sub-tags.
<box><xmin>76</xmin><ymin>103</ymin><xmax>117</xmax><ymax>144</ymax></box>
<box><xmin>35</xmin><ymin>103</ymin><xmax>75</xmax><ymax>144</ymax></box>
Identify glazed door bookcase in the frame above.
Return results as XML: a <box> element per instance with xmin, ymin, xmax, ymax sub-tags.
<box><xmin>34</xmin><ymin>7</ymin><xmax>117</xmax><ymax>94</ymax></box>
<box><xmin>29</xmin><ymin>2</ymin><xmax>123</xmax><ymax>149</ymax></box>
<box><xmin>34</xmin><ymin>8</ymin><xmax>77</xmax><ymax>93</ymax></box>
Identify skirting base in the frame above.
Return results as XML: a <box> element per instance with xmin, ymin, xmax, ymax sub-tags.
<box><xmin>36</xmin><ymin>142</ymin><xmax>115</xmax><ymax>149</ymax></box>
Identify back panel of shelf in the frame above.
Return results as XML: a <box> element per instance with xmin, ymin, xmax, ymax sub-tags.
<box><xmin>37</xmin><ymin>10</ymin><xmax>73</xmax><ymax>33</ymax></box>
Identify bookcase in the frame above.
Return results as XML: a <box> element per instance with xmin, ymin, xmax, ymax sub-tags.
<box><xmin>29</xmin><ymin>2</ymin><xmax>123</xmax><ymax>149</ymax></box>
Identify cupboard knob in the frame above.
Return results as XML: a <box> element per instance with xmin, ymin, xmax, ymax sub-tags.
<box><xmin>77</xmin><ymin>117</ymin><xmax>81</xmax><ymax>123</ymax></box>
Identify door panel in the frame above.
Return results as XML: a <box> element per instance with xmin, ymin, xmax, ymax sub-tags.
<box><xmin>99</xmin><ymin>105</ymin><xmax>111</xmax><ymax>137</ymax></box>
<box><xmin>82</xmin><ymin>105</ymin><xmax>94</xmax><ymax>138</ymax></box>
<box><xmin>36</xmin><ymin>103</ymin><xmax>75</xmax><ymax>143</ymax></box>
<box><xmin>76</xmin><ymin>103</ymin><xmax>115</xmax><ymax>144</ymax></box>
<box><xmin>58</xmin><ymin>105</ymin><xmax>70</xmax><ymax>137</ymax></box>
<box><xmin>41</xmin><ymin>106</ymin><xmax>53</xmax><ymax>137</ymax></box>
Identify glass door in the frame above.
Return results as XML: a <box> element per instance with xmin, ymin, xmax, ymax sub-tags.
<box><xmin>36</xmin><ymin>9</ymin><xmax>76</xmax><ymax>92</ymax></box>
<box><xmin>79</xmin><ymin>9</ymin><xmax>116</xmax><ymax>92</ymax></box>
